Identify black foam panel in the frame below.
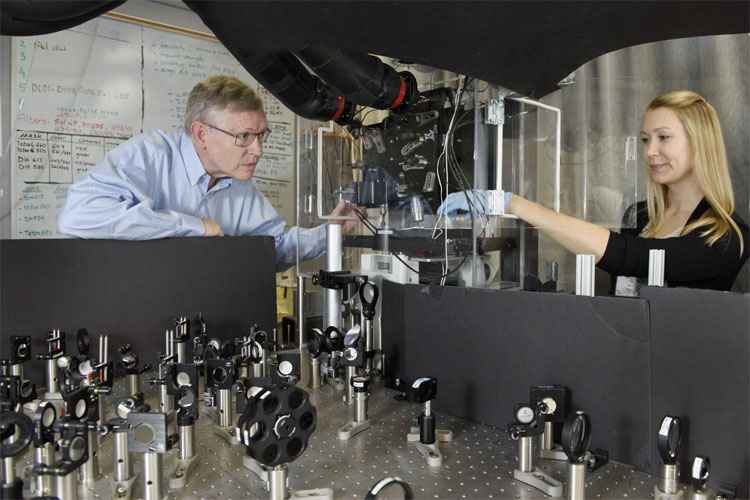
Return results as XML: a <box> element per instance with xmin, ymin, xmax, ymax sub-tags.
<box><xmin>0</xmin><ymin>237</ymin><xmax>277</xmax><ymax>389</ymax></box>
<box><xmin>381</xmin><ymin>279</ymin><xmax>406</xmax><ymax>384</ymax></box>
<box><xmin>390</xmin><ymin>284</ymin><xmax>652</xmax><ymax>469</ymax></box>
<box><xmin>642</xmin><ymin>286</ymin><xmax>749</xmax><ymax>498</ymax></box>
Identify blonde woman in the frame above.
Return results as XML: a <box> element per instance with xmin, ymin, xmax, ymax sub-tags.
<box><xmin>439</xmin><ymin>90</ymin><xmax>748</xmax><ymax>292</ymax></box>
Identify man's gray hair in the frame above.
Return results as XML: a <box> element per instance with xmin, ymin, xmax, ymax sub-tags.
<box><xmin>184</xmin><ymin>75</ymin><xmax>264</xmax><ymax>134</ymax></box>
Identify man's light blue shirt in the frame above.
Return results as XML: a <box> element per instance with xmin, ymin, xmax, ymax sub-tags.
<box><xmin>57</xmin><ymin>130</ymin><xmax>326</xmax><ymax>271</ymax></box>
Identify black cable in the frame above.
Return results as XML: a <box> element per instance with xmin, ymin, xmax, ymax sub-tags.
<box><xmin>354</xmin><ymin>208</ymin><xmax>379</xmax><ymax>234</ymax></box>
<box><xmin>358</xmin><ymin>108</ymin><xmax>379</xmax><ymax>124</ymax></box>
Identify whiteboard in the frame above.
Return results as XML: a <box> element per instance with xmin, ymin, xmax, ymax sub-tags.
<box><xmin>11</xmin><ymin>16</ymin><xmax>295</xmax><ymax>239</ymax></box>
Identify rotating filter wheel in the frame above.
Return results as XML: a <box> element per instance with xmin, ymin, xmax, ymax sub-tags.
<box><xmin>236</xmin><ymin>383</ymin><xmax>317</xmax><ymax>467</ymax></box>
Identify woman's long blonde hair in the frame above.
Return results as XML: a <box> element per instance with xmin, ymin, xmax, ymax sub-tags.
<box><xmin>642</xmin><ymin>90</ymin><xmax>743</xmax><ymax>254</ymax></box>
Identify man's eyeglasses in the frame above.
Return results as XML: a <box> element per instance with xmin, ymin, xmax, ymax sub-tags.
<box><xmin>205</xmin><ymin>123</ymin><xmax>271</xmax><ymax>147</ymax></box>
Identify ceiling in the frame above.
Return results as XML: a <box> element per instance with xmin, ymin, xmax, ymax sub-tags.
<box><xmin>3</xmin><ymin>1</ymin><xmax>749</xmax><ymax>97</ymax></box>
<box><xmin>184</xmin><ymin>1</ymin><xmax>750</xmax><ymax>97</ymax></box>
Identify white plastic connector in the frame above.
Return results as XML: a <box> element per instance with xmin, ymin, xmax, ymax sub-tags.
<box><xmin>484</xmin><ymin>190</ymin><xmax>517</xmax><ymax>218</ymax></box>
<box><xmin>485</xmin><ymin>189</ymin><xmax>506</xmax><ymax>215</ymax></box>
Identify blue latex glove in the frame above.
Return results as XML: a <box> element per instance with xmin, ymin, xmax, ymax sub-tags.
<box><xmin>437</xmin><ymin>190</ymin><xmax>512</xmax><ymax>220</ymax></box>
<box><xmin>437</xmin><ymin>191</ymin><xmax>484</xmax><ymax>220</ymax></box>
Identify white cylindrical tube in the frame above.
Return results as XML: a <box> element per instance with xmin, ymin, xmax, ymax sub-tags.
<box><xmin>126</xmin><ymin>373</ymin><xmax>140</xmax><ymax>396</ymax></box>
<box><xmin>9</xmin><ymin>363</ymin><xmax>22</xmax><ymax>379</ymax></box>
<box><xmin>410</xmin><ymin>196</ymin><xmax>424</xmax><ymax>222</ymax></box>
<box><xmin>143</xmin><ymin>452</ymin><xmax>163</xmax><ymax>500</ymax></box>
<box><xmin>46</xmin><ymin>359</ymin><xmax>59</xmax><ymax>394</ymax></box>
<box><xmin>309</xmin><ymin>356</ymin><xmax>321</xmax><ymax>389</ymax></box>
<box><xmin>298</xmin><ymin>275</ymin><xmax>306</xmax><ymax>354</ymax></box>
<box><xmin>113</xmin><ymin>430</ymin><xmax>131</xmax><ymax>482</ymax></box>
<box><xmin>541</xmin><ymin>421</ymin><xmax>554</xmax><ymax>451</ymax></box>
<box><xmin>354</xmin><ymin>391</ymin><xmax>368</xmax><ymax>423</ymax></box>
<box><xmin>159</xmin><ymin>384</ymin><xmax>170</xmax><ymax>414</ymax></box>
<box><xmin>326</xmin><ymin>224</ymin><xmax>343</xmax><ymax>333</ymax></box>
<box><xmin>364</xmin><ymin>319</ymin><xmax>374</xmax><ymax>375</ymax></box>
<box><xmin>518</xmin><ymin>436</ymin><xmax>534</xmax><ymax>473</ymax></box>
<box><xmin>98</xmin><ymin>397</ymin><xmax>106</xmax><ymax>436</ymax></box>
<box><xmin>566</xmin><ymin>462</ymin><xmax>586</xmax><ymax>500</ymax></box>
<box><xmin>660</xmin><ymin>463</ymin><xmax>680</xmax><ymax>495</ymax></box>
<box><xmin>648</xmin><ymin>249</ymin><xmax>666</xmax><ymax>287</ymax></box>
<box><xmin>268</xmin><ymin>465</ymin><xmax>288</xmax><ymax>500</ymax></box>
<box><xmin>176</xmin><ymin>342</ymin><xmax>186</xmax><ymax>364</ymax></box>
<box><xmin>56</xmin><ymin>472</ymin><xmax>77</xmax><ymax>500</ymax></box>
<box><xmin>260</xmin><ymin>345</ymin><xmax>269</xmax><ymax>378</ymax></box>
<box><xmin>575</xmin><ymin>254</ymin><xmax>596</xmax><ymax>297</ymax></box>
<box><xmin>179</xmin><ymin>423</ymin><xmax>195</xmax><ymax>461</ymax></box>
<box><xmin>2</xmin><ymin>457</ymin><xmax>16</xmax><ymax>483</ymax></box>
<box><xmin>79</xmin><ymin>429</ymin><xmax>100</xmax><ymax>484</ymax></box>
<box><xmin>34</xmin><ymin>443</ymin><xmax>54</xmax><ymax>495</ymax></box>
<box><xmin>217</xmin><ymin>389</ymin><xmax>232</xmax><ymax>428</ymax></box>
<box><xmin>99</xmin><ymin>334</ymin><xmax>108</xmax><ymax>364</ymax></box>
<box><xmin>345</xmin><ymin>366</ymin><xmax>356</xmax><ymax>405</ymax></box>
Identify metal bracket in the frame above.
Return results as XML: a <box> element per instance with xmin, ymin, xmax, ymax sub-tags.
<box><xmin>324</xmin><ymin>375</ymin><xmax>345</xmax><ymax>391</ymax></box>
<box><xmin>415</xmin><ymin>442</ymin><xmax>443</xmax><ymax>467</ymax></box>
<box><xmin>168</xmin><ymin>453</ymin><xmax>200</xmax><ymax>489</ymax></box>
<box><xmin>111</xmin><ymin>475</ymin><xmax>138</xmax><ymax>499</ymax></box>
<box><xmin>540</xmin><ymin>445</ymin><xmax>568</xmax><ymax>461</ymax></box>
<box><xmin>290</xmin><ymin>489</ymin><xmax>334</xmax><ymax>500</ymax></box>
<box><xmin>513</xmin><ymin>468</ymin><xmax>563</xmax><ymax>497</ymax></box>
<box><xmin>126</xmin><ymin>412</ymin><xmax>173</xmax><ymax>454</ymax></box>
<box><xmin>654</xmin><ymin>485</ymin><xmax>685</xmax><ymax>500</ymax></box>
<box><xmin>213</xmin><ymin>424</ymin><xmax>241</xmax><ymax>446</ymax></box>
<box><xmin>337</xmin><ymin>418</ymin><xmax>372</xmax><ymax>440</ymax></box>
<box><xmin>485</xmin><ymin>99</ymin><xmax>505</xmax><ymax>126</ymax></box>
<box><xmin>407</xmin><ymin>427</ymin><xmax>452</xmax><ymax>467</ymax></box>
<box><xmin>408</xmin><ymin>427</ymin><xmax>452</xmax><ymax>443</ymax></box>
<box><xmin>242</xmin><ymin>456</ymin><xmax>268</xmax><ymax>483</ymax></box>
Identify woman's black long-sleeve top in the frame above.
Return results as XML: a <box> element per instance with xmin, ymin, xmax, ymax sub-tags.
<box><xmin>598</xmin><ymin>198</ymin><xmax>749</xmax><ymax>291</ymax></box>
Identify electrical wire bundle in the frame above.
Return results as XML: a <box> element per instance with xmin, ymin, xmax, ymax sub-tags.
<box><xmin>430</xmin><ymin>76</ymin><xmax>490</xmax><ymax>284</ymax></box>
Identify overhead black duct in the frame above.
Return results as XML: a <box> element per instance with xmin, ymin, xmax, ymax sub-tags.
<box><xmin>237</xmin><ymin>51</ymin><xmax>357</xmax><ymax>125</ymax></box>
<box><xmin>0</xmin><ymin>1</ymin><xmax>125</xmax><ymax>36</ymax></box>
<box><xmin>184</xmin><ymin>1</ymin><xmax>356</xmax><ymax>125</ymax></box>
<box><xmin>1</xmin><ymin>1</ymin><xmax>359</xmax><ymax>125</ymax></box>
<box><xmin>294</xmin><ymin>46</ymin><xmax>420</xmax><ymax>113</ymax></box>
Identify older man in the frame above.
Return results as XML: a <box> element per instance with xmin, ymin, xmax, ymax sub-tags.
<box><xmin>58</xmin><ymin>75</ymin><xmax>358</xmax><ymax>271</ymax></box>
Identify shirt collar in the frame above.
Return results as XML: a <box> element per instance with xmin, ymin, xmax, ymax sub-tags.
<box><xmin>181</xmin><ymin>133</ymin><xmax>209</xmax><ymax>186</ymax></box>
<box><xmin>180</xmin><ymin>132</ymin><xmax>234</xmax><ymax>191</ymax></box>
<box><xmin>688</xmin><ymin>197</ymin><xmax>710</xmax><ymax>224</ymax></box>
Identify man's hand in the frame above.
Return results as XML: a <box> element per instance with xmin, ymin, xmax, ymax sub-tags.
<box><xmin>330</xmin><ymin>200</ymin><xmax>363</xmax><ymax>235</ymax></box>
<box><xmin>201</xmin><ymin>218</ymin><xmax>224</xmax><ymax>237</ymax></box>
